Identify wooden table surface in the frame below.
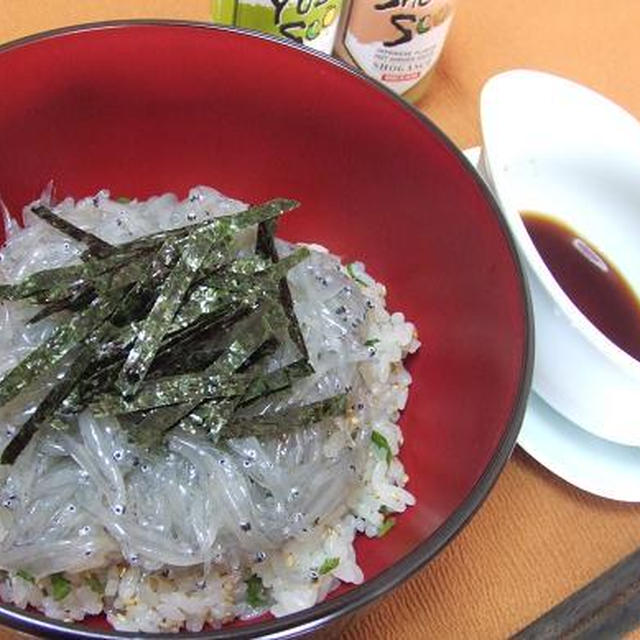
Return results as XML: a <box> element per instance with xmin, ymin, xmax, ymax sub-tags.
<box><xmin>2</xmin><ymin>1</ymin><xmax>640</xmax><ymax>638</ymax></box>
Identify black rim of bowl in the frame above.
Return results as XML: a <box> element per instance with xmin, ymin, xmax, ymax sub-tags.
<box><xmin>0</xmin><ymin>20</ymin><xmax>534</xmax><ymax>640</ymax></box>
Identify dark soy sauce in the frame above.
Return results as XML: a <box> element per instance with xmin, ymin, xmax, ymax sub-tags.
<box><xmin>521</xmin><ymin>212</ymin><xmax>640</xmax><ymax>361</ymax></box>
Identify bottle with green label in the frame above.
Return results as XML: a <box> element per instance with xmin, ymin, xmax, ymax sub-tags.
<box><xmin>212</xmin><ymin>0</ymin><xmax>345</xmax><ymax>54</ymax></box>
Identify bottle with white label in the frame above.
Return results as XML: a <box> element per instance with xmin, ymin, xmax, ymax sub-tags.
<box><xmin>333</xmin><ymin>0</ymin><xmax>455</xmax><ymax>102</ymax></box>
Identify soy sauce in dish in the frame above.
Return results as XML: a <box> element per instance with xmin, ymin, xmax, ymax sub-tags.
<box><xmin>521</xmin><ymin>211</ymin><xmax>640</xmax><ymax>361</ymax></box>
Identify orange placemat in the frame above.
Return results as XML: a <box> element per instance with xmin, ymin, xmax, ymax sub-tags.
<box><xmin>1</xmin><ymin>1</ymin><xmax>210</xmax><ymax>43</ymax></box>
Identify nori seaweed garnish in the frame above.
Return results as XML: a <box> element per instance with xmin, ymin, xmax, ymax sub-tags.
<box><xmin>31</xmin><ymin>205</ymin><xmax>113</xmax><ymax>257</ymax></box>
<box><xmin>0</xmin><ymin>347</ymin><xmax>93</xmax><ymax>464</ymax></box>
<box><xmin>239</xmin><ymin>358</ymin><xmax>315</xmax><ymax>406</ymax></box>
<box><xmin>225</xmin><ymin>394</ymin><xmax>348</xmax><ymax>439</ymax></box>
<box><xmin>97</xmin><ymin>198</ymin><xmax>298</xmax><ymax>259</ymax></box>
<box><xmin>0</xmin><ymin>196</ymin><xmax>352</xmax><ymax>464</ymax></box>
<box><xmin>27</xmin><ymin>287</ymin><xmax>97</xmax><ymax>325</ymax></box>
<box><xmin>0</xmin><ymin>292</ymin><xmax>122</xmax><ymax>406</ymax></box>
<box><xmin>0</xmin><ymin>250</ymin><xmax>146</xmax><ymax>302</ymax></box>
<box><xmin>116</xmin><ymin>222</ymin><xmax>235</xmax><ymax>397</ymax></box>
<box><xmin>256</xmin><ymin>220</ymin><xmax>310</xmax><ymax>362</ymax></box>
<box><xmin>124</xmin><ymin>304</ymin><xmax>275</xmax><ymax>447</ymax></box>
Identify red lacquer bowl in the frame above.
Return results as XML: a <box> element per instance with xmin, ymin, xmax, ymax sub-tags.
<box><xmin>0</xmin><ymin>22</ymin><xmax>532</xmax><ymax>639</ymax></box>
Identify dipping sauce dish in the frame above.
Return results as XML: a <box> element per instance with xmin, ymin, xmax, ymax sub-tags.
<box><xmin>481</xmin><ymin>69</ymin><xmax>640</xmax><ymax>447</ymax></box>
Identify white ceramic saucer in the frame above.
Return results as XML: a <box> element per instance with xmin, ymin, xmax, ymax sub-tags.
<box><xmin>464</xmin><ymin>145</ymin><xmax>640</xmax><ymax>502</ymax></box>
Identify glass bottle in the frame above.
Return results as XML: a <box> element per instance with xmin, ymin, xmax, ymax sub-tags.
<box><xmin>211</xmin><ymin>0</ymin><xmax>345</xmax><ymax>54</ymax></box>
<box><xmin>333</xmin><ymin>0</ymin><xmax>456</xmax><ymax>102</ymax></box>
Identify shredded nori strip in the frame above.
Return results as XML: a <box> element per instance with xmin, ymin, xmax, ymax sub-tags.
<box><xmin>170</xmin><ymin>277</ymin><xmax>264</xmax><ymax>333</ymax></box>
<box><xmin>116</xmin><ymin>222</ymin><xmax>235</xmax><ymax>396</ymax></box>
<box><xmin>125</xmin><ymin>305</ymin><xmax>283</xmax><ymax>445</ymax></box>
<box><xmin>149</xmin><ymin>313</ymin><xmax>240</xmax><ymax>378</ymax></box>
<box><xmin>27</xmin><ymin>287</ymin><xmax>97</xmax><ymax>325</ymax></box>
<box><xmin>0</xmin><ymin>293</ymin><xmax>121</xmax><ymax>406</ymax></box>
<box><xmin>96</xmin><ymin>303</ymin><xmax>280</xmax><ymax>414</ymax></box>
<box><xmin>225</xmin><ymin>394</ymin><xmax>348</xmax><ymax>439</ymax></box>
<box><xmin>256</xmin><ymin>220</ymin><xmax>310</xmax><ymax>362</ymax></box>
<box><xmin>0</xmin><ymin>265</ymin><xmax>89</xmax><ymax>302</ymax></box>
<box><xmin>31</xmin><ymin>205</ymin><xmax>113</xmax><ymax>257</ymax></box>
<box><xmin>0</xmin><ymin>196</ymin><xmax>355</xmax><ymax>464</ymax></box>
<box><xmin>110</xmin><ymin>243</ymin><xmax>181</xmax><ymax>327</ymax></box>
<box><xmin>180</xmin><ymin>398</ymin><xmax>239</xmax><ymax>441</ymax></box>
<box><xmin>97</xmin><ymin>198</ymin><xmax>298</xmax><ymax>259</ymax></box>
<box><xmin>1</xmin><ymin>348</ymin><xmax>93</xmax><ymax>464</ymax></box>
<box><xmin>127</xmin><ymin>403</ymin><xmax>195</xmax><ymax>449</ymax></box>
<box><xmin>63</xmin><ymin>322</ymin><xmax>140</xmax><ymax>410</ymax></box>
<box><xmin>0</xmin><ymin>250</ymin><xmax>143</xmax><ymax>302</ymax></box>
<box><xmin>93</xmin><ymin>371</ymin><xmax>246</xmax><ymax>416</ymax></box>
<box><xmin>240</xmin><ymin>358</ymin><xmax>314</xmax><ymax>406</ymax></box>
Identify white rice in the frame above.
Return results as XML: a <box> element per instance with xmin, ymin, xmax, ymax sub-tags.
<box><xmin>0</xmin><ymin>187</ymin><xmax>419</xmax><ymax>632</ymax></box>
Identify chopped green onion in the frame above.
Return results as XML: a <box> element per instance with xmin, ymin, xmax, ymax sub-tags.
<box><xmin>245</xmin><ymin>573</ymin><xmax>267</xmax><ymax>608</ymax></box>
<box><xmin>85</xmin><ymin>574</ymin><xmax>103</xmax><ymax>594</ymax></box>
<box><xmin>115</xmin><ymin>196</ymin><xmax>132</xmax><ymax>204</ymax></box>
<box><xmin>345</xmin><ymin>262</ymin><xmax>368</xmax><ymax>287</ymax></box>
<box><xmin>371</xmin><ymin>430</ymin><xmax>393</xmax><ymax>465</ymax></box>
<box><xmin>364</xmin><ymin>338</ymin><xmax>380</xmax><ymax>347</ymax></box>
<box><xmin>16</xmin><ymin>569</ymin><xmax>35</xmax><ymax>584</ymax></box>
<box><xmin>318</xmin><ymin>557</ymin><xmax>340</xmax><ymax>575</ymax></box>
<box><xmin>50</xmin><ymin>573</ymin><xmax>71</xmax><ymax>601</ymax></box>
<box><xmin>378</xmin><ymin>517</ymin><xmax>396</xmax><ymax>537</ymax></box>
